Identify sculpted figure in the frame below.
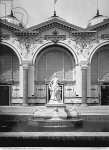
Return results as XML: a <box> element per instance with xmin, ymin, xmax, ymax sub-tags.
<box><xmin>49</xmin><ymin>76</ymin><xmax>61</xmax><ymax>103</ymax></box>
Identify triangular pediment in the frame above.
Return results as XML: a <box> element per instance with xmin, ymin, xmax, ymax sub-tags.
<box><xmin>0</xmin><ymin>19</ymin><xmax>24</xmax><ymax>32</ymax></box>
<box><xmin>26</xmin><ymin>16</ymin><xmax>84</xmax><ymax>33</ymax></box>
<box><xmin>86</xmin><ymin>19</ymin><xmax>109</xmax><ymax>31</ymax></box>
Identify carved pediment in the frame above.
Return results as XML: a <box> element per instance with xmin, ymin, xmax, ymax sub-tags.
<box><xmin>0</xmin><ymin>19</ymin><xmax>24</xmax><ymax>32</ymax></box>
<box><xmin>26</xmin><ymin>16</ymin><xmax>84</xmax><ymax>33</ymax></box>
<box><xmin>86</xmin><ymin>19</ymin><xmax>109</xmax><ymax>42</ymax></box>
<box><xmin>87</xmin><ymin>19</ymin><xmax>109</xmax><ymax>31</ymax></box>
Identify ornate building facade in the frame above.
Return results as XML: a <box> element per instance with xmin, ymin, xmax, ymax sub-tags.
<box><xmin>0</xmin><ymin>11</ymin><xmax>109</xmax><ymax>106</ymax></box>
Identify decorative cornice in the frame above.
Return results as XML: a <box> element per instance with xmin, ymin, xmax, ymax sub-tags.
<box><xmin>35</xmin><ymin>80</ymin><xmax>76</xmax><ymax>85</ymax></box>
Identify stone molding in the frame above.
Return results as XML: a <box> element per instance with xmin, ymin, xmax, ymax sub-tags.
<box><xmin>22</xmin><ymin>64</ymin><xmax>29</xmax><ymax>70</ymax></box>
<box><xmin>80</xmin><ymin>61</ymin><xmax>88</xmax><ymax>69</ymax></box>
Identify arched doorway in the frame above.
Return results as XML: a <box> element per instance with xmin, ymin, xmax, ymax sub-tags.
<box><xmin>91</xmin><ymin>44</ymin><xmax>109</xmax><ymax>105</ymax></box>
<box><xmin>0</xmin><ymin>44</ymin><xmax>19</xmax><ymax>105</ymax></box>
<box><xmin>34</xmin><ymin>45</ymin><xmax>76</xmax><ymax>103</ymax></box>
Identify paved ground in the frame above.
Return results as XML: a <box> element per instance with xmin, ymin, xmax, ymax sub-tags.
<box><xmin>1</xmin><ymin>131</ymin><xmax>109</xmax><ymax>137</ymax></box>
<box><xmin>0</xmin><ymin>132</ymin><xmax>109</xmax><ymax>146</ymax></box>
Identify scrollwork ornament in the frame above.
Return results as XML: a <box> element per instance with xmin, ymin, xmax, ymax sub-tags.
<box><xmin>1</xmin><ymin>33</ymin><xmax>10</xmax><ymax>41</ymax></box>
<box><xmin>71</xmin><ymin>33</ymin><xmax>97</xmax><ymax>57</ymax></box>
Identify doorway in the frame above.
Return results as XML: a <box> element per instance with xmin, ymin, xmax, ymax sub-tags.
<box><xmin>0</xmin><ymin>86</ymin><xmax>10</xmax><ymax>106</ymax></box>
<box><xmin>101</xmin><ymin>84</ymin><xmax>109</xmax><ymax>105</ymax></box>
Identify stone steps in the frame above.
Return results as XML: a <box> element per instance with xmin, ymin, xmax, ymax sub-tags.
<box><xmin>0</xmin><ymin>106</ymin><xmax>109</xmax><ymax>116</ymax></box>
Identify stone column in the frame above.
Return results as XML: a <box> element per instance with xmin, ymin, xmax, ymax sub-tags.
<box><xmin>75</xmin><ymin>65</ymin><xmax>82</xmax><ymax>97</ymax></box>
<box><xmin>81</xmin><ymin>62</ymin><xmax>88</xmax><ymax>106</ymax></box>
<box><xmin>28</xmin><ymin>65</ymin><xmax>35</xmax><ymax>97</ymax></box>
<box><xmin>23</xmin><ymin>64</ymin><xmax>29</xmax><ymax>106</ymax></box>
<box><xmin>87</xmin><ymin>64</ymin><xmax>91</xmax><ymax>98</ymax></box>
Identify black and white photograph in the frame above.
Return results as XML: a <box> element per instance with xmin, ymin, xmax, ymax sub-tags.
<box><xmin>0</xmin><ymin>0</ymin><xmax>109</xmax><ymax>147</ymax></box>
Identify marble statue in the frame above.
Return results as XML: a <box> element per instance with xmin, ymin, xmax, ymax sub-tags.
<box><xmin>49</xmin><ymin>76</ymin><xmax>62</xmax><ymax>103</ymax></box>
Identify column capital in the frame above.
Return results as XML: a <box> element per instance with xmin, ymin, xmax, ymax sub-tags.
<box><xmin>80</xmin><ymin>61</ymin><xmax>88</xmax><ymax>69</ymax></box>
<box><xmin>22</xmin><ymin>60</ymin><xmax>32</xmax><ymax>69</ymax></box>
<box><xmin>23</xmin><ymin>64</ymin><xmax>29</xmax><ymax>70</ymax></box>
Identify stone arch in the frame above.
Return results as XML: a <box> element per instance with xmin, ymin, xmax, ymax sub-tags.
<box><xmin>0</xmin><ymin>41</ymin><xmax>22</xmax><ymax>105</ymax></box>
<box><xmin>30</xmin><ymin>41</ymin><xmax>79</xmax><ymax>104</ymax></box>
<box><xmin>0</xmin><ymin>41</ymin><xmax>22</xmax><ymax>65</ymax></box>
<box><xmin>89</xmin><ymin>41</ymin><xmax>109</xmax><ymax>64</ymax></box>
<box><xmin>89</xmin><ymin>41</ymin><xmax>109</xmax><ymax>105</ymax></box>
<box><xmin>32</xmin><ymin>41</ymin><xmax>78</xmax><ymax>65</ymax></box>
<box><xmin>33</xmin><ymin>42</ymin><xmax>77</xmax><ymax>82</ymax></box>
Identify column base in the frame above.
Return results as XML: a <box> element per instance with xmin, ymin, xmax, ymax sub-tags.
<box><xmin>22</xmin><ymin>103</ymin><xmax>28</xmax><ymax>106</ymax></box>
<box><xmin>81</xmin><ymin>103</ymin><xmax>87</xmax><ymax>106</ymax></box>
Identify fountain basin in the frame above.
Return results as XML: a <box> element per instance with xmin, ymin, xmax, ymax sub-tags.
<box><xmin>32</xmin><ymin>103</ymin><xmax>83</xmax><ymax>128</ymax></box>
<box><xmin>30</xmin><ymin>118</ymin><xmax>83</xmax><ymax>128</ymax></box>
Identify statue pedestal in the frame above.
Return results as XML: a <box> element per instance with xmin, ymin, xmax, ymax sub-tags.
<box><xmin>47</xmin><ymin>99</ymin><xmax>63</xmax><ymax>105</ymax></box>
<box><xmin>46</xmin><ymin>102</ymin><xmax>67</xmax><ymax>119</ymax></box>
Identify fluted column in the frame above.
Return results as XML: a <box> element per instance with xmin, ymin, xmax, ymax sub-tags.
<box><xmin>81</xmin><ymin>62</ymin><xmax>88</xmax><ymax>106</ymax></box>
<box><xmin>23</xmin><ymin>64</ymin><xmax>29</xmax><ymax>106</ymax></box>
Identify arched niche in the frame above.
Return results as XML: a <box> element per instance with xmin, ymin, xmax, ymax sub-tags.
<box><xmin>91</xmin><ymin>44</ymin><xmax>109</xmax><ymax>84</ymax></box>
<box><xmin>91</xmin><ymin>44</ymin><xmax>109</xmax><ymax>105</ymax></box>
<box><xmin>35</xmin><ymin>45</ymin><xmax>76</xmax><ymax>82</ymax></box>
<box><xmin>33</xmin><ymin>45</ymin><xmax>77</xmax><ymax>104</ymax></box>
<box><xmin>0</xmin><ymin>44</ymin><xmax>20</xmax><ymax>83</ymax></box>
<box><xmin>0</xmin><ymin>44</ymin><xmax>20</xmax><ymax>105</ymax></box>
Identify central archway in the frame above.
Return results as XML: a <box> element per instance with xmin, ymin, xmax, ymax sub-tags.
<box><xmin>35</xmin><ymin>45</ymin><xmax>75</xmax><ymax>82</ymax></box>
<box><xmin>34</xmin><ymin>45</ymin><xmax>76</xmax><ymax>104</ymax></box>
